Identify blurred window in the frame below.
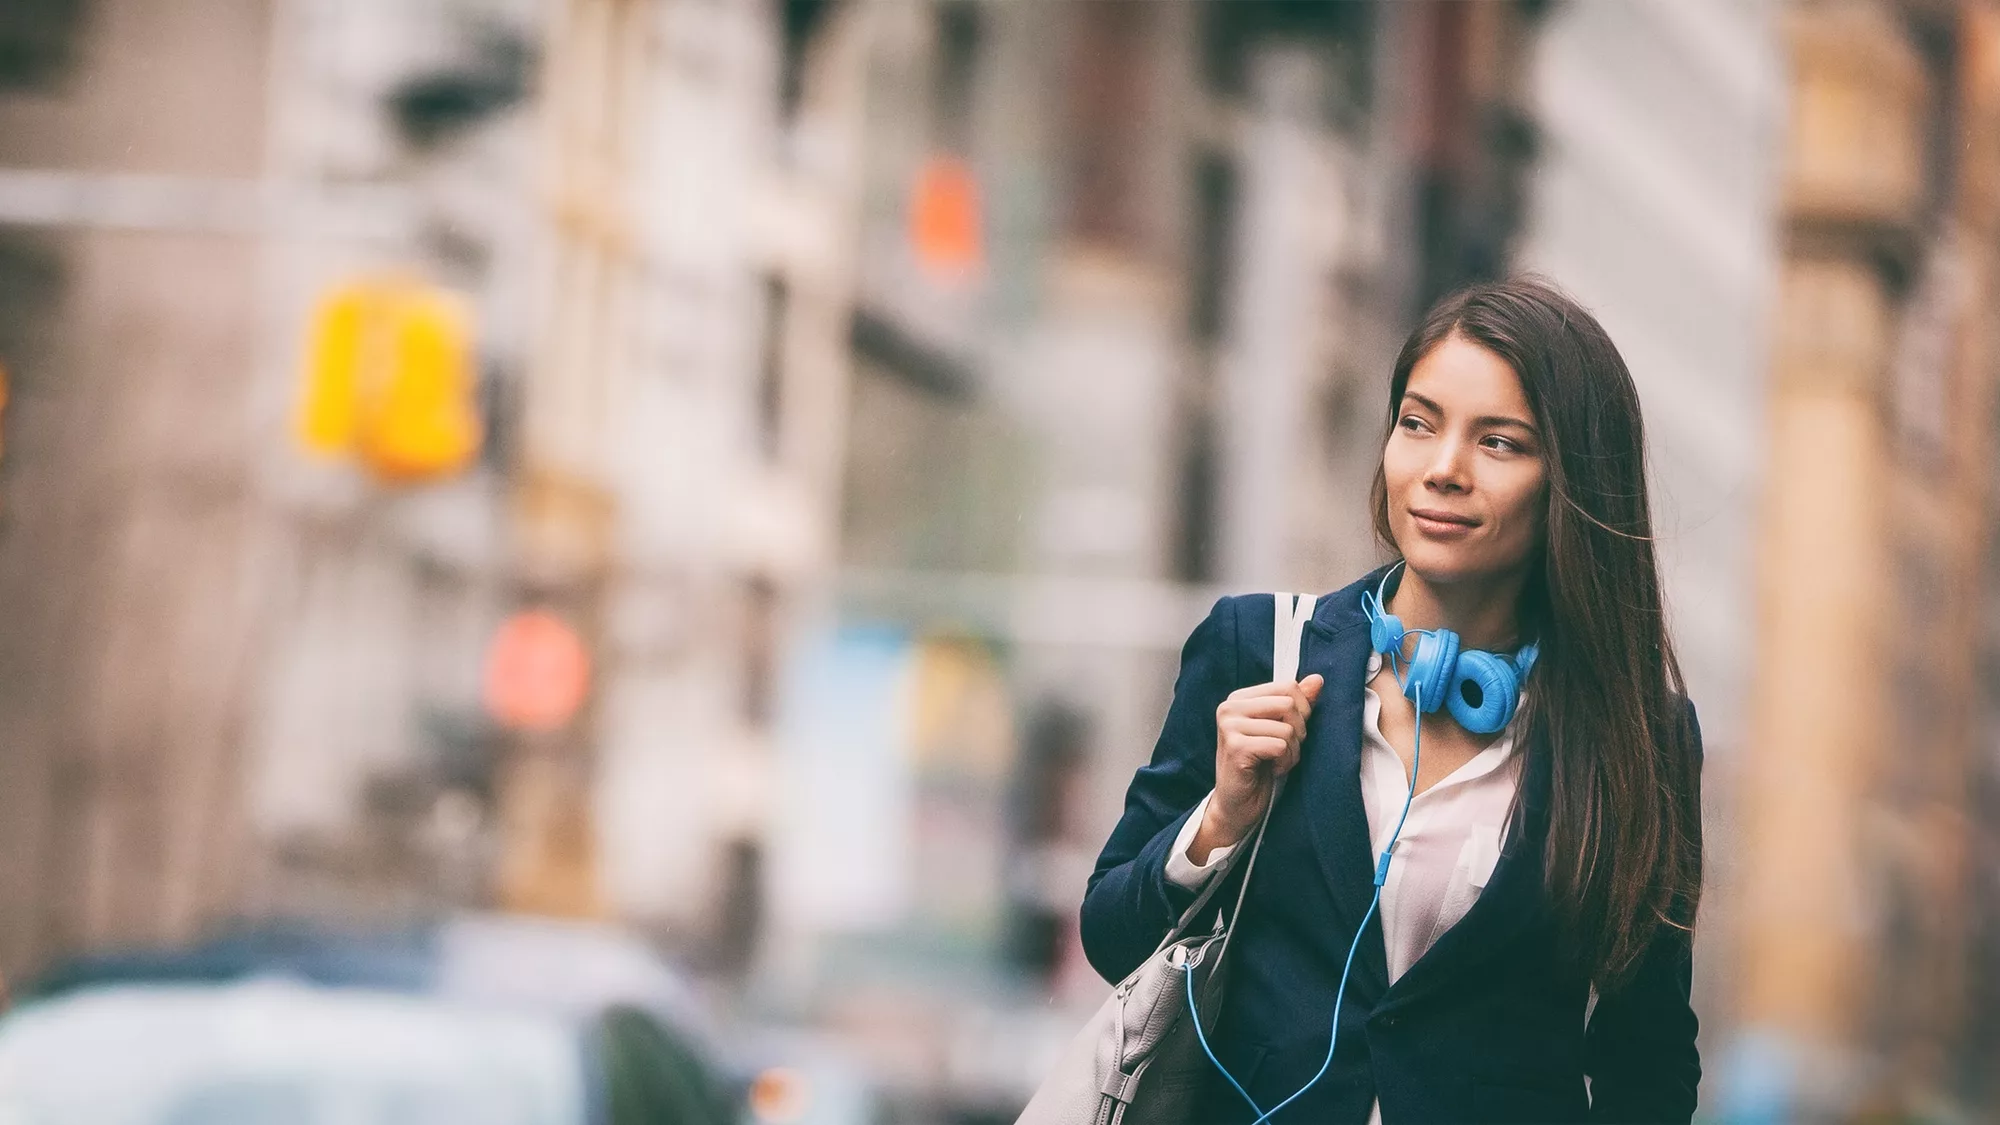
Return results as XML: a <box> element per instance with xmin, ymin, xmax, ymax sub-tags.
<box><xmin>777</xmin><ymin>0</ymin><xmax>838</xmax><ymax>123</ymax></box>
<box><xmin>0</xmin><ymin>234</ymin><xmax>64</xmax><ymax>404</ymax></box>
<box><xmin>1173</xmin><ymin>150</ymin><xmax>1234</xmax><ymax>584</ymax></box>
<box><xmin>743</xmin><ymin>575</ymin><xmax>781</xmax><ymax>726</ymax></box>
<box><xmin>1062</xmin><ymin>1</ymin><xmax>1155</xmax><ymax>252</ymax></box>
<box><xmin>0</xmin><ymin>0</ymin><xmax>85</xmax><ymax>92</ymax></box>
<box><xmin>758</xmin><ymin>277</ymin><xmax>788</xmax><ymax>462</ymax></box>
<box><xmin>932</xmin><ymin>1</ymin><xmax>982</xmax><ymax>152</ymax></box>
<box><xmin>1187</xmin><ymin>152</ymin><xmax>1238</xmax><ymax>347</ymax></box>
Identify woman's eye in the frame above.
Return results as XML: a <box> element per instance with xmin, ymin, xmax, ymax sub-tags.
<box><xmin>1481</xmin><ymin>435</ymin><xmax>1521</xmax><ymax>453</ymax></box>
<box><xmin>1398</xmin><ymin>415</ymin><xmax>1427</xmax><ymax>432</ymax></box>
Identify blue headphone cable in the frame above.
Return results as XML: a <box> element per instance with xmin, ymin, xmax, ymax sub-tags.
<box><xmin>1188</xmin><ymin>647</ymin><xmax>1426</xmax><ymax>1123</ymax></box>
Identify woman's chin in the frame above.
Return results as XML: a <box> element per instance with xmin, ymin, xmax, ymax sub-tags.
<box><xmin>1398</xmin><ymin>545</ymin><xmax>1492</xmax><ymax>586</ymax></box>
<box><xmin>1403</xmin><ymin>550</ymin><xmax>1544</xmax><ymax>598</ymax></box>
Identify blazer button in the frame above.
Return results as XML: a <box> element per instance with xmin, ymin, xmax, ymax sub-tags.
<box><xmin>1382</xmin><ymin>1015</ymin><xmax>1399</xmax><ymax>1028</ymax></box>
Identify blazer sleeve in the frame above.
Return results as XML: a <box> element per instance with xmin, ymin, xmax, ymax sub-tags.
<box><xmin>1078</xmin><ymin>594</ymin><xmax>1248</xmax><ymax>985</ymax></box>
<box><xmin>1583</xmin><ymin>695</ymin><xmax>1705</xmax><ymax>1123</ymax></box>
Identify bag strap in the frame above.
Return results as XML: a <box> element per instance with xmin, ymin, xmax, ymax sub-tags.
<box><xmin>1154</xmin><ymin>592</ymin><xmax>1317</xmax><ymax>955</ymax></box>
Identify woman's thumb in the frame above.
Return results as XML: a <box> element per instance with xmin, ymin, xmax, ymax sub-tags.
<box><xmin>1301</xmin><ymin>673</ymin><xmax>1325</xmax><ymax>700</ymax></box>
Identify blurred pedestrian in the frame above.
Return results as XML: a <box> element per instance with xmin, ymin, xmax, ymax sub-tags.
<box><xmin>1079</xmin><ymin>277</ymin><xmax>1704</xmax><ymax>1123</ymax></box>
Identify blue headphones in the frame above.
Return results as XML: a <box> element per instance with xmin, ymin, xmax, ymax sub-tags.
<box><xmin>1361</xmin><ymin>560</ymin><xmax>1538</xmax><ymax>735</ymax></box>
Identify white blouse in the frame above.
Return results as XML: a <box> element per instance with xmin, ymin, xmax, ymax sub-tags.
<box><xmin>1166</xmin><ymin>649</ymin><xmax>1526</xmax><ymax>1117</ymax></box>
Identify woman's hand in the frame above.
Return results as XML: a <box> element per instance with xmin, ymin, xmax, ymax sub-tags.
<box><xmin>1188</xmin><ymin>674</ymin><xmax>1325</xmax><ymax>864</ymax></box>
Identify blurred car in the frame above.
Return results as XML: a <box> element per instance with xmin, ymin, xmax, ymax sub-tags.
<box><xmin>0</xmin><ymin>914</ymin><xmax>741</xmax><ymax>1125</ymax></box>
<box><xmin>0</xmin><ymin>979</ymin><xmax>587</xmax><ymax>1124</ymax></box>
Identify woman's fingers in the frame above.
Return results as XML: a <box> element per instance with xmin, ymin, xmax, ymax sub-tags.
<box><xmin>1223</xmin><ymin>716</ymin><xmax>1296</xmax><ymax>746</ymax></box>
<box><xmin>1221</xmin><ymin>735</ymin><xmax>1290</xmax><ymax>767</ymax></box>
<box><xmin>1232</xmin><ymin>691</ymin><xmax>1310</xmax><ymax>717</ymax></box>
<box><xmin>1223</xmin><ymin>694</ymin><xmax>1310</xmax><ymax>741</ymax></box>
<box><xmin>1220</xmin><ymin>718</ymin><xmax>1302</xmax><ymax>772</ymax></box>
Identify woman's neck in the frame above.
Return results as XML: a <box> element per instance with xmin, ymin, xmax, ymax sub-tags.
<box><xmin>1386</xmin><ymin>563</ymin><xmax>1530</xmax><ymax>654</ymax></box>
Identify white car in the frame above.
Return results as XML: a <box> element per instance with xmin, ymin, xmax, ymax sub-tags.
<box><xmin>0</xmin><ymin>915</ymin><xmax>741</xmax><ymax>1125</ymax></box>
<box><xmin>0</xmin><ymin>980</ymin><xmax>589</xmax><ymax>1125</ymax></box>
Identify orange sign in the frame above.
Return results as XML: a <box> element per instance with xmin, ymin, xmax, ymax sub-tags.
<box><xmin>909</xmin><ymin>153</ymin><xmax>983</xmax><ymax>280</ymax></box>
<box><xmin>484</xmin><ymin>610</ymin><xmax>591</xmax><ymax>731</ymax></box>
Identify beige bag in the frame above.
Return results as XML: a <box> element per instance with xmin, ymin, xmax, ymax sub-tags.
<box><xmin>1015</xmin><ymin>594</ymin><xmax>1317</xmax><ymax>1125</ymax></box>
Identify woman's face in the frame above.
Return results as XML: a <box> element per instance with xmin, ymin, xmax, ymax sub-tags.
<box><xmin>1382</xmin><ymin>333</ymin><xmax>1548</xmax><ymax>585</ymax></box>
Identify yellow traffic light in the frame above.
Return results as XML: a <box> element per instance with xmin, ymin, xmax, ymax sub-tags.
<box><xmin>297</xmin><ymin>275</ymin><xmax>482</xmax><ymax>482</ymax></box>
<box><xmin>298</xmin><ymin>282</ymin><xmax>368</xmax><ymax>456</ymax></box>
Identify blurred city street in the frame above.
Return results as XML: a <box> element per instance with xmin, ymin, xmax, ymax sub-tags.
<box><xmin>0</xmin><ymin>0</ymin><xmax>1998</xmax><ymax>1121</ymax></box>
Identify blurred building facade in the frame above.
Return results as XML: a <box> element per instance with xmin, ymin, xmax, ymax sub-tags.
<box><xmin>1735</xmin><ymin>3</ymin><xmax>2000</xmax><ymax>1120</ymax></box>
<box><xmin>0</xmin><ymin>0</ymin><xmax>279</xmax><ymax>974</ymax></box>
<box><xmin>0</xmin><ymin>0</ymin><xmax>877</xmax><ymax>972</ymax></box>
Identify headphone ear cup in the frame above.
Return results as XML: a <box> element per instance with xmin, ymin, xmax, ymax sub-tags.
<box><xmin>1447</xmin><ymin>650</ymin><xmax>1520</xmax><ymax>734</ymax></box>
<box><xmin>1403</xmin><ymin>628</ymin><xmax>1459</xmax><ymax>713</ymax></box>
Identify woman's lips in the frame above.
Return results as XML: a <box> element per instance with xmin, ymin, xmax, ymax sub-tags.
<box><xmin>1411</xmin><ymin>509</ymin><xmax>1479</xmax><ymax>538</ymax></box>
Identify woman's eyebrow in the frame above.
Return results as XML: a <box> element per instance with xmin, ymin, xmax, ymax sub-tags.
<box><xmin>1401</xmin><ymin>391</ymin><xmax>1539</xmax><ymax>435</ymax></box>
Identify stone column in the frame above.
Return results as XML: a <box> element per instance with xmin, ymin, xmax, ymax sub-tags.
<box><xmin>1730</xmin><ymin>2</ymin><xmax>1926</xmax><ymax>1117</ymax></box>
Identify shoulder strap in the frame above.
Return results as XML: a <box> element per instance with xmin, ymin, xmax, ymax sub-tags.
<box><xmin>1158</xmin><ymin>592</ymin><xmax>1317</xmax><ymax>950</ymax></box>
<box><xmin>1272</xmin><ymin>590</ymin><xmax>1315</xmax><ymax>683</ymax></box>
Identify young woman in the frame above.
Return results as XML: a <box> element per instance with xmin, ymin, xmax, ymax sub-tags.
<box><xmin>1080</xmin><ymin>277</ymin><xmax>1704</xmax><ymax>1124</ymax></box>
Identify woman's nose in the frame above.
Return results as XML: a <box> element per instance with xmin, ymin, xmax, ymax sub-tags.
<box><xmin>1423</xmin><ymin>438</ymin><xmax>1471</xmax><ymax>491</ymax></box>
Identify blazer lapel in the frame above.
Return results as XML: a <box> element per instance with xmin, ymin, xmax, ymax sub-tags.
<box><xmin>1376</xmin><ymin>721</ymin><xmax>1554</xmax><ymax>1016</ymax></box>
<box><xmin>1293</xmin><ymin>568</ymin><xmax>1395</xmax><ymax>993</ymax></box>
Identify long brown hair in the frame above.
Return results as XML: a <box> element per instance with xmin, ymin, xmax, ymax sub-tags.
<box><xmin>1368</xmin><ymin>276</ymin><xmax>1702</xmax><ymax>991</ymax></box>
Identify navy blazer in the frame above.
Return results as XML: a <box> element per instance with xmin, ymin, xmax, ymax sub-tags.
<box><xmin>1080</xmin><ymin>562</ymin><xmax>1702</xmax><ymax>1124</ymax></box>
